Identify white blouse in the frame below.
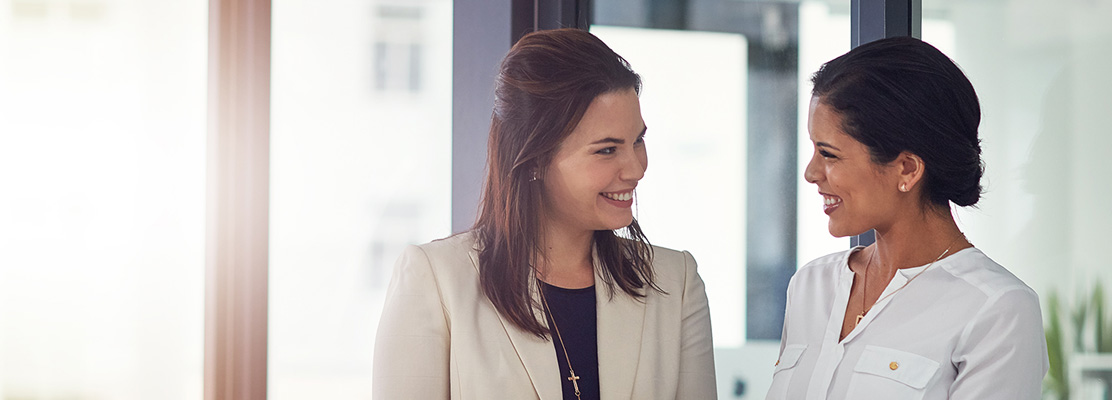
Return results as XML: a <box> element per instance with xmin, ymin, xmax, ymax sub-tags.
<box><xmin>766</xmin><ymin>247</ymin><xmax>1048</xmax><ymax>400</ymax></box>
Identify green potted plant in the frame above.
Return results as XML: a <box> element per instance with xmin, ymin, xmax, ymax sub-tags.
<box><xmin>1045</xmin><ymin>281</ymin><xmax>1112</xmax><ymax>400</ymax></box>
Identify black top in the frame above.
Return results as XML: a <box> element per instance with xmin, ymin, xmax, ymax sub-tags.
<box><xmin>541</xmin><ymin>281</ymin><xmax>600</xmax><ymax>400</ymax></box>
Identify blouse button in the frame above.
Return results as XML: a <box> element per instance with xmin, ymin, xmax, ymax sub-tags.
<box><xmin>889</xmin><ymin>361</ymin><xmax>899</xmax><ymax>370</ymax></box>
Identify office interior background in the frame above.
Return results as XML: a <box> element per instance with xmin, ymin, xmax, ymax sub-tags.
<box><xmin>0</xmin><ymin>0</ymin><xmax>1109</xmax><ymax>398</ymax></box>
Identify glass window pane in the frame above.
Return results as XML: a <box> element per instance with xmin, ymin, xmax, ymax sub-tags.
<box><xmin>593</xmin><ymin>25</ymin><xmax>749</xmax><ymax>347</ymax></box>
<box><xmin>0</xmin><ymin>1</ymin><xmax>207</xmax><ymax>398</ymax></box>
<box><xmin>269</xmin><ymin>0</ymin><xmax>452</xmax><ymax>397</ymax></box>
<box><xmin>923</xmin><ymin>1</ymin><xmax>1112</xmax><ymax>396</ymax></box>
<box><xmin>593</xmin><ymin>1</ymin><xmax>848</xmax><ymax>397</ymax></box>
<box><xmin>795</xmin><ymin>1</ymin><xmax>851</xmax><ymax>266</ymax></box>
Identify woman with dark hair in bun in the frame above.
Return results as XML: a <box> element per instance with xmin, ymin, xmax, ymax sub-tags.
<box><xmin>373</xmin><ymin>28</ymin><xmax>716</xmax><ymax>400</ymax></box>
<box><xmin>767</xmin><ymin>36</ymin><xmax>1047</xmax><ymax>400</ymax></box>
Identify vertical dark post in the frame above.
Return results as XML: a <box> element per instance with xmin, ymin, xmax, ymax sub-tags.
<box><xmin>851</xmin><ymin>0</ymin><xmax>921</xmax><ymax>47</ymax></box>
<box><xmin>848</xmin><ymin>0</ymin><xmax>920</xmax><ymax>246</ymax></box>
<box><xmin>452</xmin><ymin>0</ymin><xmax>591</xmax><ymax>233</ymax></box>
<box><xmin>742</xmin><ymin>2</ymin><xmax>800</xmax><ymax>341</ymax></box>
<box><xmin>452</xmin><ymin>0</ymin><xmax>512</xmax><ymax>233</ymax></box>
<box><xmin>535</xmin><ymin>0</ymin><xmax>592</xmax><ymax>31</ymax></box>
<box><xmin>850</xmin><ymin>229</ymin><xmax>876</xmax><ymax>247</ymax></box>
<box><xmin>647</xmin><ymin>0</ymin><xmax>687</xmax><ymax>29</ymax></box>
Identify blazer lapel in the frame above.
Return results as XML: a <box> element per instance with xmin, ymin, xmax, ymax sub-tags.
<box><xmin>467</xmin><ymin>246</ymin><xmax>562</xmax><ymax>400</ymax></box>
<box><xmin>594</xmin><ymin>250</ymin><xmax>647</xmax><ymax>400</ymax></box>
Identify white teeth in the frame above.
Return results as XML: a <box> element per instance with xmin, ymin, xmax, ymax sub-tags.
<box><xmin>604</xmin><ymin>192</ymin><xmax>633</xmax><ymax>201</ymax></box>
<box><xmin>823</xmin><ymin>197</ymin><xmax>841</xmax><ymax>206</ymax></box>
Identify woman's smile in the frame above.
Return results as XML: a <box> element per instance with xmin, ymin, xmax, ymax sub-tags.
<box><xmin>821</xmin><ymin>192</ymin><xmax>843</xmax><ymax>215</ymax></box>
<box><xmin>600</xmin><ymin>190</ymin><xmax>635</xmax><ymax>208</ymax></box>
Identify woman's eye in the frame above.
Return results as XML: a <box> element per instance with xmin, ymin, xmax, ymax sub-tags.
<box><xmin>596</xmin><ymin>147</ymin><xmax>617</xmax><ymax>155</ymax></box>
<box><xmin>634</xmin><ymin>135</ymin><xmax>645</xmax><ymax>145</ymax></box>
<box><xmin>819</xmin><ymin>150</ymin><xmax>837</xmax><ymax>159</ymax></box>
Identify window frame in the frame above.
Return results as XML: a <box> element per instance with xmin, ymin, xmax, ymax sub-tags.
<box><xmin>202</xmin><ymin>0</ymin><xmax>920</xmax><ymax>397</ymax></box>
<box><xmin>205</xmin><ymin>0</ymin><xmax>271</xmax><ymax>399</ymax></box>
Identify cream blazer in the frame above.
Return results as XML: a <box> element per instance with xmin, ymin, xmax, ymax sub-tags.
<box><xmin>372</xmin><ymin>232</ymin><xmax>717</xmax><ymax>399</ymax></box>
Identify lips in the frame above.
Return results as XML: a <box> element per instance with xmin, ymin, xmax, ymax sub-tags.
<box><xmin>821</xmin><ymin>193</ymin><xmax>842</xmax><ymax>215</ymax></box>
<box><xmin>600</xmin><ymin>190</ymin><xmax>635</xmax><ymax>208</ymax></box>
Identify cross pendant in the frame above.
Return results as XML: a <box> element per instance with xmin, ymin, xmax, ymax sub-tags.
<box><xmin>856</xmin><ymin>314</ymin><xmax>864</xmax><ymax>324</ymax></box>
<box><xmin>567</xmin><ymin>369</ymin><xmax>582</xmax><ymax>398</ymax></box>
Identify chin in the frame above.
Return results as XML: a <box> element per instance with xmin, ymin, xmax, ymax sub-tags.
<box><xmin>600</xmin><ymin>216</ymin><xmax>634</xmax><ymax>231</ymax></box>
<box><xmin>827</xmin><ymin>222</ymin><xmax>869</xmax><ymax>238</ymax></box>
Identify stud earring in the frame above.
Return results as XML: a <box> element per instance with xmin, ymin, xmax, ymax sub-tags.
<box><xmin>899</xmin><ymin>183</ymin><xmax>908</xmax><ymax>192</ymax></box>
<box><xmin>529</xmin><ymin>170</ymin><xmax>540</xmax><ymax>182</ymax></box>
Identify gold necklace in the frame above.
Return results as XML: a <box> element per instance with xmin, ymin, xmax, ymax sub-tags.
<box><xmin>855</xmin><ymin>235</ymin><xmax>964</xmax><ymax>326</ymax></box>
<box><xmin>539</xmin><ymin>283</ymin><xmax>582</xmax><ymax>400</ymax></box>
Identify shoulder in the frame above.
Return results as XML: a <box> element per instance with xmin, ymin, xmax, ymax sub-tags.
<box><xmin>398</xmin><ymin>231</ymin><xmax>480</xmax><ymax>277</ymax></box>
<box><xmin>649</xmin><ymin>244</ymin><xmax>696</xmax><ymax>274</ymax></box>
<box><xmin>781</xmin><ymin>248</ymin><xmax>856</xmax><ymax>300</ymax></box>
<box><xmin>792</xmin><ymin>248</ymin><xmax>856</xmax><ymax>285</ymax></box>
<box><xmin>650</xmin><ymin>244</ymin><xmax>692</xmax><ymax>266</ymax></box>
<box><xmin>415</xmin><ymin>230</ymin><xmax>479</xmax><ymax>256</ymax></box>
<box><xmin>947</xmin><ymin>249</ymin><xmax>1046</xmax><ymax>367</ymax></box>
<box><xmin>937</xmin><ymin>247</ymin><xmax>1039</xmax><ymax>301</ymax></box>
<box><xmin>799</xmin><ymin>248</ymin><xmax>855</xmax><ymax>272</ymax></box>
<box><xmin>630</xmin><ymin>243</ymin><xmax>698</xmax><ymax>294</ymax></box>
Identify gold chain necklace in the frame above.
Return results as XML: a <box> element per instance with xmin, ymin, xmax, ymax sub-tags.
<box><xmin>855</xmin><ymin>235</ymin><xmax>964</xmax><ymax>326</ymax></box>
<box><xmin>539</xmin><ymin>283</ymin><xmax>582</xmax><ymax>400</ymax></box>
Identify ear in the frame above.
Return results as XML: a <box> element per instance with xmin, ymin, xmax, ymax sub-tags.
<box><xmin>894</xmin><ymin>151</ymin><xmax>925</xmax><ymax>193</ymax></box>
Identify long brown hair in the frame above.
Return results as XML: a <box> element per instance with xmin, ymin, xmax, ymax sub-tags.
<box><xmin>473</xmin><ymin>28</ymin><xmax>661</xmax><ymax>338</ymax></box>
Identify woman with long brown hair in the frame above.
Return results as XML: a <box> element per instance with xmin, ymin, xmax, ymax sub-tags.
<box><xmin>373</xmin><ymin>28</ymin><xmax>717</xmax><ymax>399</ymax></box>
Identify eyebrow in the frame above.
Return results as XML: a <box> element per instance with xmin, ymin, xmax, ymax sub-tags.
<box><xmin>589</xmin><ymin>126</ymin><xmax>648</xmax><ymax>145</ymax></box>
<box><xmin>816</xmin><ymin>141</ymin><xmax>841</xmax><ymax>151</ymax></box>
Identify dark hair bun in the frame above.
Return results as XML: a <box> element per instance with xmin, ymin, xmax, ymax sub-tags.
<box><xmin>811</xmin><ymin>36</ymin><xmax>985</xmax><ymax>208</ymax></box>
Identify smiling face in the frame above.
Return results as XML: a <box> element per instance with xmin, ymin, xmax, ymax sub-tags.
<box><xmin>542</xmin><ymin>88</ymin><xmax>647</xmax><ymax>235</ymax></box>
<box><xmin>803</xmin><ymin>96</ymin><xmax>904</xmax><ymax>237</ymax></box>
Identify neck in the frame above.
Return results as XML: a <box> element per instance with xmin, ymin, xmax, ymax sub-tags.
<box><xmin>871</xmin><ymin>207</ymin><xmax>968</xmax><ymax>277</ymax></box>
<box><xmin>537</xmin><ymin>222</ymin><xmax>595</xmax><ymax>289</ymax></box>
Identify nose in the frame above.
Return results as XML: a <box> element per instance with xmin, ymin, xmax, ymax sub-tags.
<box><xmin>622</xmin><ymin>147</ymin><xmax>647</xmax><ymax>182</ymax></box>
<box><xmin>803</xmin><ymin>151</ymin><xmax>821</xmax><ymax>184</ymax></box>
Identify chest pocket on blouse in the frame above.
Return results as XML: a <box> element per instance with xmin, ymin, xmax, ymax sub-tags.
<box><xmin>844</xmin><ymin>345</ymin><xmax>940</xmax><ymax>400</ymax></box>
<box><xmin>765</xmin><ymin>344</ymin><xmax>807</xmax><ymax>399</ymax></box>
